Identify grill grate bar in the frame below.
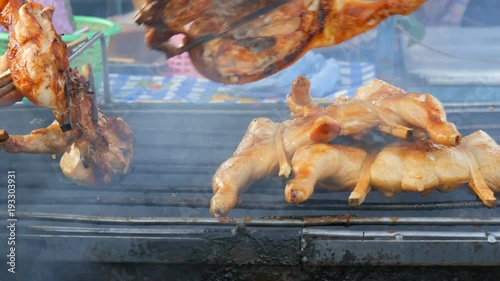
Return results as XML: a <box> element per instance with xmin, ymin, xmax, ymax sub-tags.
<box><xmin>4</xmin><ymin>212</ymin><xmax>500</xmax><ymax>227</ymax></box>
<box><xmin>26</xmin><ymin>226</ymin><xmax>500</xmax><ymax>242</ymax></box>
<box><xmin>303</xmin><ymin>229</ymin><xmax>500</xmax><ymax>240</ymax></box>
<box><xmin>2</xmin><ymin>195</ymin><xmax>494</xmax><ymax>210</ymax></box>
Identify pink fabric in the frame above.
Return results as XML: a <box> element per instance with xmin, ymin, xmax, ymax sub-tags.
<box><xmin>0</xmin><ymin>0</ymin><xmax>76</xmax><ymax>34</ymax></box>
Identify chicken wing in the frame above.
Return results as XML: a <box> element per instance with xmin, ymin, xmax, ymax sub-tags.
<box><xmin>285</xmin><ymin>130</ymin><xmax>499</xmax><ymax>207</ymax></box>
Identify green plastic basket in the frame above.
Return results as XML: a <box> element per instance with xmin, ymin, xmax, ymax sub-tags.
<box><xmin>0</xmin><ymin>15</ymin><xmax>121</xmax><ymax>94</ymax></box>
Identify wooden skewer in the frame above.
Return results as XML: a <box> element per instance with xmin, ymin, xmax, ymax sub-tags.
<box><xmin>462</xmin><ymin>149</ymin><xmax>497</xmax><ymax>208</ymax></box>
<box><xmin>378</xmin><ymin>124</ymin><xmax>412</xmax><ymax>140</ymax></box>
<box><xmin>108</xmin><ymin>57</ymin><xmax>136</xmax><ymax>64</ymax></box>
<box><xmin>348</xmin><ymin>151</ymin><xmax>377</xmax><ymax>206</ymax></box>
<box><xmin>359</xmin><ymin>100</ymin><xmax>413</xmax><ymax>139</ymax></box>
<box><xmin>67</xmin><ymin>36</ymin><xmax>89</xmax><ymax>49</ymax></box>
<box><xmin>82</xmin><ymin>64</ymin><xmax>96</xmax><ymax>93</ymax></box>
<box><xmin>275</xmin><ymin>124</ymin><xmax>291</xmax><ymax>178</ymax></box>
<box><xmin>0</xmin><ymin>70</ymin><xmax>13</xmax><ymax>86</ymax></box>
<box><xmin>0</xmin><ymin>80</ymin><xmax>15</xmax><ymax>99</ymax></box>
<box><xmin>411</xmin><ymin>128</ymin><xmax>427</xmax><ymax>139</ymax></box>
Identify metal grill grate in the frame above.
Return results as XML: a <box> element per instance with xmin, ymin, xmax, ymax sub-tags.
<box><xmin>0</xmin><ymin>102</ymin><xmax>499</xmax><ymax>266</ymax></box>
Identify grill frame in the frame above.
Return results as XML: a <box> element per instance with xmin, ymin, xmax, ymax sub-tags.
<box><xmin>0</xmin><ymin>101</ymin><xmax>499</xmax><ymax>266</ymax></box>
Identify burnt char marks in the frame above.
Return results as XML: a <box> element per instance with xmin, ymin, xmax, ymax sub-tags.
<box><xmin>134</xmin><ymin>0</ymin><xmax>168</xmax><ymax>25</ymax></box>
<box><xmin>234</xmin><ymin>37</ymin><xmax>277</xmax><ymax>54</ymax></box>
<box><xmin>249</xmin><ymin>1</ymin><xmax>328</xmax><ymax>83</ymax></box>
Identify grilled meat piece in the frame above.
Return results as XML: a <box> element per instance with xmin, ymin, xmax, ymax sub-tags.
<box><xmin>1</xmin><ymin>68</ymin><xmax>135</xmax><ymax>186</ymax></box>
<box><xmin>7</xmin><ymin>0</ymin><xmax>69</xmax><ymax>114</ymax></box>
<box><xmin>0</xmin><ymin>120</ymin><xmax>79</xmax><ymax>154</ymax></box>
<box><xmin>286</xmin><ymin>130</ymin><xmax>499</xmax><ymax>207</ymax></box>
<box><xmin>0</xmin><ymin>0</ymin><xmax>135</xmax><ymax>186</ymax></box>
<box><xmin>210</xmin><ymin>76</ymin><xmax>460</xmax><ymax>217</ymax></box>
<box><xmin>136</xmin><ymin>0</ymin><xmax>426</xmax><ymax>84</ymax></box>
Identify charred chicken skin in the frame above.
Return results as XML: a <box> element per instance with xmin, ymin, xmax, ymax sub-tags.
<box><xmin>136</xmin><ymin>0</ymin><xmax>427</xmax><ymax>84</ymax></box>
<box><xmin>210</xmin><ymin>76</ymin><xmax>461</xmax><ymax>217</ymax></box>
<box><xmin>286</xmin><ymin>130</ymin><xmax>499</xmax><ymax>208</ymax></box>
<box><xmin>0</xmin><ymin>0</ymin><xmax>135</xmax><ymax>186</ymax></box>
<box><xmin>7</xmin><ymin>0</ymin><xmax>69</xmax><ymax>116</ymax></box>
<box><xmin>1</xmin><ymin>68</ymin><xmax>135</xmax><ymax>186</ymax></box>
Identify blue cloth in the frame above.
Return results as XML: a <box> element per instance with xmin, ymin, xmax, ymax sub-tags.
<box><xmin>222</xmin><ymin>52</ymin><xmax>340</xmax><ymax>99</ymax></box>
<box><xmin>106</xmin><ymin>58</ymin><xmax>376</xmax><ymax>104</ymax></box>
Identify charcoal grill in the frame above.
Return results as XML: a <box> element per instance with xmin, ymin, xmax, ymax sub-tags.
<box><xmin>0</xmin><ymin>98</ymin><xmax>499</xmax><ymax>280</ymax></box>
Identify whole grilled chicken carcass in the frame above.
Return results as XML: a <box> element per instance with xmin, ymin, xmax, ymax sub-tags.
<box><xmin>286</xmin><ymin>130</ymin><xmax>499</xmax><ymax>208</ymax></box>
<box><xmin>210</xmin><ymin>76</ymin><xmax>461</xmax><ymax>217</ymax></box>
<box><xmin>0</xmin><ymin>0</ymin><xmax>135</xmax><ymax>186</ymax></box>
<box><xmin>136</xmin><ymin>0</ymin><xmax>427</xmax><ymax>84</ymax></box>
<box><xmin>1</xmin><ymin>68</ymin><xmax>135</xmax><ymax>186</ymax></box>
<box><xmin>7</xmin><ymin>0</ymin><xmax>69</xmax><ymax>115</ymax></box>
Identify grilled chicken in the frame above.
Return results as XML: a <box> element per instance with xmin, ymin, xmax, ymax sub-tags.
<box><xmin>210</xmin><ymin>76</ymin><xmax>461</xmax><ymax>217</ymax></box>
<box><xmin>60</xmin><ymin>113</ymin><xmax>135</xmax><ymax>186</ymax></box>
<box><xmin>7</xmin><ymin>0</ymin><xmax>70</xmax><ymax>116</ymax></box>
<box><xmin>1</xmin><ymin>68</ymin><xmax>135</xmax><ymax>186</ymax></box>
<box><xmin>136</xmin><ymin>0</ymin><xmax>426</xmax><ymax>84</ymax></box>
<box><xmin>286</xmin><ymin>130</ymin><xmax>499</xmax><ymax>207</ymax></box>
<box><xmin>0</xmin><ymin>0</ymin><xmax>135</xmax><ymax>186</ymax></box>
<box><xmin>0</xmin><ymin>121</ymin><xmax>79</xmax><ymax>154</ymax></box>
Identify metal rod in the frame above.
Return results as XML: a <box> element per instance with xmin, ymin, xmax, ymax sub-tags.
<box><xmin>68</xmin><ymin>31</ymin><xmax>112</xmax><ymax>105</ymax></box>
<box><xmin>304</xmin><ymin>229</ymin><xmax>500</xmax><ymax>240</ymax></box>
<box><xmin>29</xmin><ymin>226</ymin><xmax>213</xmax><ymax>235</ymax></box>
<box><xmin>98</xmin><ymin>32</ymin><xmax>112</xmax><ymax>104</ymax></box>
<box><xmin>28</xmin><ymin>226</ymin><xmax>500</xmax><ymax>242</ymax></box>
<box><xmin>68</xmin><ymin>33</ymin><xmax>102</xmax><ymax>61</ymax></box>
<box><xmin>4</xmin><ymin>212</ymin><xmax>500</xmax><ymax>227</ymax></box>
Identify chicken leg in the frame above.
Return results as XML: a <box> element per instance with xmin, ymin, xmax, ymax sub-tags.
<box><xmin>210</xmin><ymin>76</ymin><xmax>461</xmax><ymax>217</ymax></box>
<box><xmin>285</xmin><ymin>131</ymin><xmax>499</xmax><ymax>207</ymax></box>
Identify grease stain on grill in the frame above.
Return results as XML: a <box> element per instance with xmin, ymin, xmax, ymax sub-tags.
<box><xmin>361</xmin><ymin>252</ymin><xmax>403</xmax><ymax>265</ymax></box>
<box><xmin>341</xmin><ymin>250</ymin><xmax>357</xmax><ymax>264</ymax></box>
<box><xmin>473</xmin><ymin>242</ymin><xmax>484</xmax><ymax>254</ymax></box>
<box><xmin>390</xmin><ymin>217</ymin><xmax>399</xmax><ymax>224</ymax></box>
<box><xmin>303</xmin><ymin>215</ymin><xmax>357</xmax><ymax>227</ymax></box>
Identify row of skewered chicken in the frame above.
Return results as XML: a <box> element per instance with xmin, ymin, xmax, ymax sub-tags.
<box><xmin>211</xmin><ymin>76</ymin><xmax>500</xmax><ymax>218</ymax></box>
<box><xmin>0</xmin><ymin>0</ymin><xmax>134</xmax><ymax>186</ymax></box>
